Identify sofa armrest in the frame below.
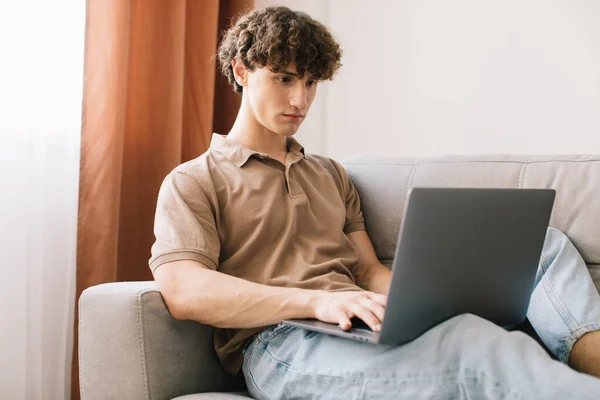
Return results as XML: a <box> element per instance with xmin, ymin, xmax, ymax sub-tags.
<box><xmin>79</xmin><ymin>281</ymin><xmax>245</xmax><ymax>400</ymax></box>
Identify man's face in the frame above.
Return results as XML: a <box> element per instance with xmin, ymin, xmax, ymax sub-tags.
<box><xmin>244</xmin><ymin>63</ymin><xmax>318</xmax><ymax>137</ymax></box>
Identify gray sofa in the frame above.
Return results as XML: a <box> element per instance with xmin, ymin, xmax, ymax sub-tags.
<box><xmin>79</xmin><ymin>154</ymin><xmax>600</xmax><ymax>400</ymax></box>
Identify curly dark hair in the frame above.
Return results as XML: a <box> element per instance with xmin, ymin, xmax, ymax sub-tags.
<box><xmin>217</xmin><ymin>6</ymin><xmax>342</xmax><ymax>94</ymax></box>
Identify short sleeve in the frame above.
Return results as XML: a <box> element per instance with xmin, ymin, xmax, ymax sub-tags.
<box><xmin>149</xmin><ymin>170</ymin><xmax>220</xmax><ymax>272</ymax></box>
<box><xmin>330</xmin><ymin>159</ymin><xmax>366</xmax><ymax>235</ymax></box>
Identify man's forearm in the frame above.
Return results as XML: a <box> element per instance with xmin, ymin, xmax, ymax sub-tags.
<box><xmin>155</xmin><ymin>260</ymin><xmax>322</xmax><ymax>329</ymax></box>
<box><xmin>355</xmin><ymin>262</ymin><xmax>392</xmax><ymax>295</ymax></box>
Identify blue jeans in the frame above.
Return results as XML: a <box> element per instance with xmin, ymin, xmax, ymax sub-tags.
<box><xmin>242</xmin><ymin>228</ymin><xmax>600</xmax><ymax>399</ymax></box>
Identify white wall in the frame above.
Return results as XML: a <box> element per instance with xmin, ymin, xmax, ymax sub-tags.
<box><xmin>256</xmin><ymin>0</ymin><xmax>600</xmax><ymax>159</ymax></box>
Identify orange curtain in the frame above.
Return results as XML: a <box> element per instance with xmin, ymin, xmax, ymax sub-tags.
<box><xmin>73</xmin><ymin>0</ymin><xmax>253</xmax><ymax>398</ymax></box>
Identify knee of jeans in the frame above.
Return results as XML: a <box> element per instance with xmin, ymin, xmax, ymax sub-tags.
<box><xmin>545</xmin><ymin>226</ymin><xmax>570</xmax><ymax>248</ymax></box>
<box><xmin>542</xmin><ymin>226</ymin><xmax>573</xmax><ymax>260</ymax></box>
<box><xmin>451</xmin><ymin>314</ymin><xmax>538</xmax><ymax>345</ymax></box>
<box><xmin>443</xmin><ymin>315</ymin><xmax>540</xmax><ymax>365</ymax></box>
<box><xmin>451</xmin><ymin>313</ymin><xmax>499</xmax><ymax>330</ymax></box>
<box><xmin>440</xmin><ymin>314</ymin><xmax>505</xmax><ymax>346</ymax></box>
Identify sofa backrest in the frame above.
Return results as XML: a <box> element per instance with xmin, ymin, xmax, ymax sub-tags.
<box><xmin>342</xmin><ymin>154</ymin><xmax>600</xmax><ymax>268</ymax></box>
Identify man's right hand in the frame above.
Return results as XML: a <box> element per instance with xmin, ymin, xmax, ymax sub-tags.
<box><xmin>312</xmin><ymin>290</ymin><xmax>387</xmax><ymax>332</ymax></box>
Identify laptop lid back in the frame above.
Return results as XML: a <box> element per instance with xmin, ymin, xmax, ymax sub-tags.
<box><xmin>379</xmin><ymin>188</ymin><xmax>555</xmax><ymax>345</ymax></box>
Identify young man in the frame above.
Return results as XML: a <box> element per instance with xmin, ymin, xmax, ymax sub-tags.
<box><xmin>150</xmin><ymin>6</ymin><xmax>600</xmax><ymax>399</ymax></box>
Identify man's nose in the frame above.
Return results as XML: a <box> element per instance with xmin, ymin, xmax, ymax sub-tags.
<box><xmin>289</xmin><ymin>84</ymin><xmax>308</xmax><ymax>111</ymax></box>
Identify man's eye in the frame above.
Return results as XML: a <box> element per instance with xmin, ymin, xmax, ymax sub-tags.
<box><xmin>306</xmin><ymin>80</ymin><xmax>317</xmax><ymax>87</ymax></box>
<box><xmin>279</xmin><ymin>77</ymin><xmax>292</xmax><ymax>83</ymax></box>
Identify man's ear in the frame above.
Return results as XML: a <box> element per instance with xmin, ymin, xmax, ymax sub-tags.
<box><xmin>232</xmin><ymin>58</ymin><xmax>248</xmax><ymax>87</ymax></box>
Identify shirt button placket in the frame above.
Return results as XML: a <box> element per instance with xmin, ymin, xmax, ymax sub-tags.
<box><xmin>284</xmin><ymin>167</ymin><xmax>292</xmax><ymax>195</ymax></box>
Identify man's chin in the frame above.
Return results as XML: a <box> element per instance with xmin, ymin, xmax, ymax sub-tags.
<box><xmin>273</xmin><ymin>126</ymin><xmax>300</xmax><ymax>137</ymax></box>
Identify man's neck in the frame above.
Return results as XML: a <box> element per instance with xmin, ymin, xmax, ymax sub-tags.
<box><xmin>227</xmin><ymin>127</ymin><xmax>287</xmax><ymax>156</ymax></box>
<box><xmin>226</xmin><ymin>103</ymin><xmax>288</xmax><ymax>157</ymax></box>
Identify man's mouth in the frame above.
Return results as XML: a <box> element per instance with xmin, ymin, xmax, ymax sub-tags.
<box><xmin>283</xmin><ymin>114</ymin><xmax>304</xmax><ymax>120</ymax></box>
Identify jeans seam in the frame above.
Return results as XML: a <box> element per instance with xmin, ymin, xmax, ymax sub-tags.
<box><xmin>539</xmin><ymin>254</ymin><xmax>578</xmax><ymax>332</ymax></box>
<box><xmin>265</xmin><ymin>363</ymin><xmax>521</xmax><ymax>398</ymax></box>
<box><xmin>246</xmin><ymin>368</ymin><xmax>270</xmax><ymax>400</ymax></box>
<box><xmin>261</xmin><ymin>345</ymin><xmax>522</xmax><ymax>390</ymax></box>
<box><xmin>249</xmin><ymin>345</ymin><xmax>524</xmax><ymax>398</ymax></box>
<box><xmin>538</xmin><ymin>254</ymin><xmax>600</xmax><ymax>364</ymax></box>
<box><xmin>243</xmin><ymin>337</ymin><xmax>256</xmax><ymax>360</ymax></box>
<box><xmin>243</xmin><ymin>340</ymin><xmax>270</xmax><ymax>400</ymax></box>
<box><xmin>562</xmin><ymin>322</ymin><xmax>600</xmax><ymax>364</ymax></box>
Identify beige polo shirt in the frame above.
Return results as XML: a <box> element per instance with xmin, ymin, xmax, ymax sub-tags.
<box><xmin>149</xmin><ymin>133</ymin><xmax>366</xmax><ymax>375</ymax></box>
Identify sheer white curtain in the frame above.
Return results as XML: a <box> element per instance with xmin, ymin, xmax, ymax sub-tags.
<box><xmin>0</xmin><ymin>1</ymin><xmax>85</xmax><ymax>399</ymax></box>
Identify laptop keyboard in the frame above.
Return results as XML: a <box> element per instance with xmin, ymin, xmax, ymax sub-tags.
<box><xmin>350</xmin><ymin>316</ymin><xmax>373</xmax><ymax>331</ymax></box>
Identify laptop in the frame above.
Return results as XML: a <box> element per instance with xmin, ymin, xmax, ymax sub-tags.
<box><xmin>283</xmin><ymin>187</ymin><xmax>556</xmax><ymax>345</ymax></box>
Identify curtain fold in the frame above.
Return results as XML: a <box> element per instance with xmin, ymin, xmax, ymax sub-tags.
<box><xmin>73</xmin><ymin>1</ymin><xmax>252</xmax><ymax>398</ymax></box>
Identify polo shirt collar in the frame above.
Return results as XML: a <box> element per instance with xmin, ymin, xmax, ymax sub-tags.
<box><xmin>210</xmin><ymin>133</ymin><xmax>306</xmax><ymax>168</ymax></box>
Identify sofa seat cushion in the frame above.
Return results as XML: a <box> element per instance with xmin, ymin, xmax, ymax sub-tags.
<box><xmin>172</xmin><ymin>391</ymin><xmax>253</xmax><ymax>399</ymax></box>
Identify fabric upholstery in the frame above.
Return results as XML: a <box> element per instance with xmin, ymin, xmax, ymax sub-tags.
<box><xmin>342</xmin><ymin>154</ymin><xmax>600</xmax><ymax>266</ymax></box>
<box><xmin>79</xmin><ymin>154</ymin><xmax>600</xmax><ymax>399</ymax></box>
<box><xmin>78</xmin><ymin>282</ymin><xmax>246</xmax><ymax>400</ymax></box>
